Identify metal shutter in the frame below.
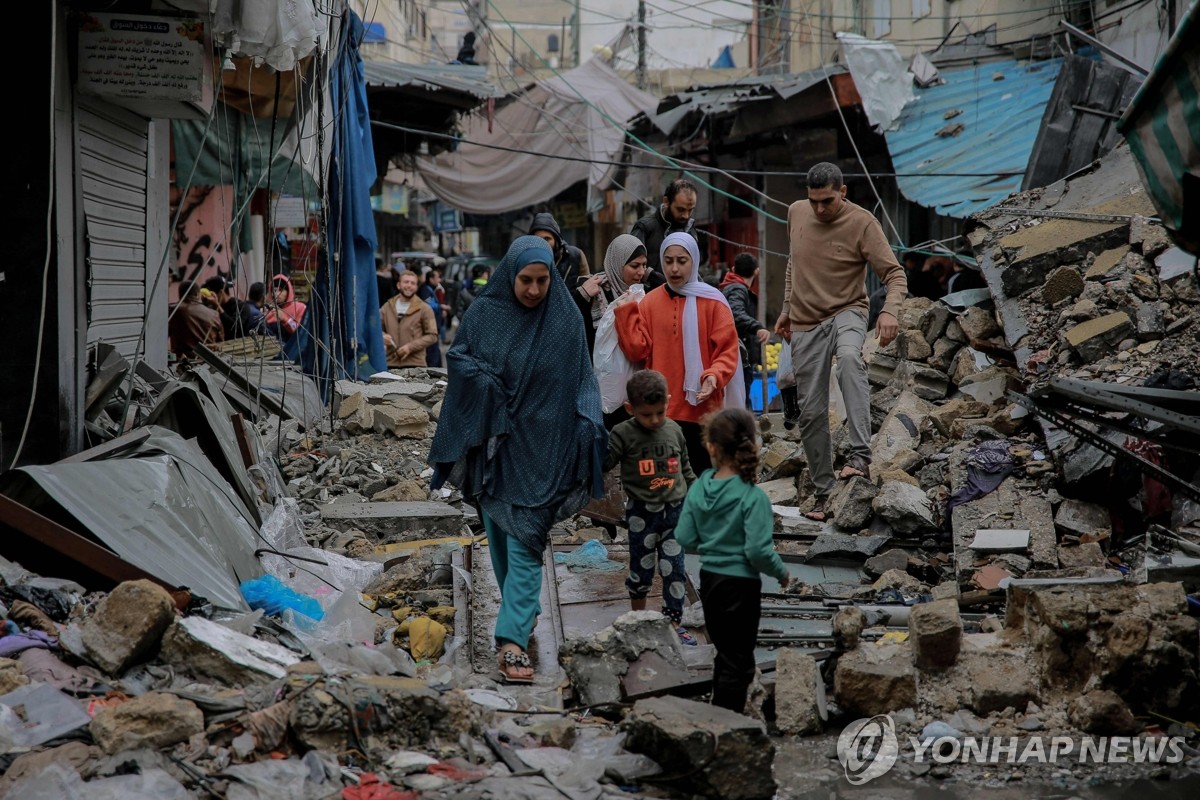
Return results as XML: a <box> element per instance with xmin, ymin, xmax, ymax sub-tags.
<box><xmin>78</xmin><ymin>98</ymin><xmax>150</xmax><ymax>359</ymax></box>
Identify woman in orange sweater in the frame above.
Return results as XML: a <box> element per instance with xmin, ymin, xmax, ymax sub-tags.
<box><xmin>613</xmin><ymin>232</ymin><xmax>742</xmax><ymax>471</ymax></box>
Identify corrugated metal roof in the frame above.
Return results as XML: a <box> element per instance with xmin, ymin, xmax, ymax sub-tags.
<box><xmin>885</xmin><ymin>58</ymin><xmax>1063</xmax><ymax>218</ymax></box>
<box><xmin>641</xmin><ymin>65</ymin><xmax>846</xmax><ymax>136</ymax></box>
<box><xmin>362</xmin><ymin>61</ymin><xmax>502</xmax><ymax>100</ymax></box>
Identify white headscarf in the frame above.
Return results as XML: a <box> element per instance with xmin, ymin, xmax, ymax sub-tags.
<box><xmin>661</xmin><ymin>232</ymin><xmax>747</xmax><ymax>409</ymax></box>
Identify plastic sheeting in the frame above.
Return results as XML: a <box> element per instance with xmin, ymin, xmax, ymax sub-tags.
<box><xmin>415</xmin><ymin>58</ymin><xmax>658</xmax><ymax>214</ymax></box>
<box><xmin>6</xmin><ymin>427</ymin><xmax>262</xmax><ymax>610</ymax></box>
<box><xmin>837</xmin><ymin>32</ymin><xmax>915</xmax><ymax>132</ymax></box>
<box><xmin>292</xmin><ymin>10</ymin><xmax>388</xmax><ymax>399</ymax></box>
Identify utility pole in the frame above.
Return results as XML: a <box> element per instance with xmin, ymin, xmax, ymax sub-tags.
<box><xmin>573</xmin><ymin>0</ymin><xmax>581</xmax><ymax>67</ymax></box>
<box><xmin>636</xmin><ymin>1</ymin><xmax>647</xmax><ymax>89</ymax></box>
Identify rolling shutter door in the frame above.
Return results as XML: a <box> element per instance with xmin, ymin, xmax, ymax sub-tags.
<box><xmin>78</xmin><ymin>97</ymin><xmax>150</xmax><ymax>359</ymax></box>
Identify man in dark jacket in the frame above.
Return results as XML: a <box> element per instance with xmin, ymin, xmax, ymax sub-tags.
<box><xmin>529</xmin><ymin>212</ymin><xmax>591</xmax><ymax>287</ymax></box>
<box><xmin>203</xmin><ymin>275</ymin><xmax>259</xmax><ymax>340</ymax></box>
<box><xmin>630</xmin><ymin>178</ymin><xmax>708</xmax><ymax>289</ymax></box>
<box><xmin>530</xmin><ymin>212</ymin><xmax>599</xmax><ymax>329</ymax></box>
<box><xmin>719</xmin><ymin>253</ymin><xmax>770</xmax><ymax>405</ymax></box>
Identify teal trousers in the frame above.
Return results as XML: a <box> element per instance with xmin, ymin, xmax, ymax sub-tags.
<box><xmin>482</xmin><ymin>510</ymin><xmax>543</xmax><ymax>650</ymax></box>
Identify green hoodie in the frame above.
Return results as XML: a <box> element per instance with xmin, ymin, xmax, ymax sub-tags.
<box><xmin>675</xmin><ymin>470</ymin><xmax>789</xmax><ymax>583</ymax></box>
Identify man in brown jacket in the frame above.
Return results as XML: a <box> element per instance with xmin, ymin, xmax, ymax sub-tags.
<box><xmin>774</xmin><ymin>162</ymin><xmax>907</xmax><ymax>522</ymax></box>
<box><xmin>381</xmin><ymin>270</ymin><xmax>438</xmax><ymax>368</ymax></box>
<box><xmin>169</xmin><ymin>280</ymin><xmax>223</xmax><ymax>359</ymax></box>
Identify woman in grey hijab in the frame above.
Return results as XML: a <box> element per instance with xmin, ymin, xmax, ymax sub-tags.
<box><xmin>582</xmin><ymin>234</ymin><xmax>648</xmax><ymax>428</ymax></box>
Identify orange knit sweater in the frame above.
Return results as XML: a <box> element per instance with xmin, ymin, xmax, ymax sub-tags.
<box><xmin>614</xmin><ymin>285</ymin><xmax>741</xmax><ymax>424</ymax></box>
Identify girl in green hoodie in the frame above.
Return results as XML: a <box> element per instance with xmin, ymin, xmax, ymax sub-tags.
<box><xmin>675</xmin><ymin>408</ymin><xmax>791</xmax><ymax>712</ymax></box>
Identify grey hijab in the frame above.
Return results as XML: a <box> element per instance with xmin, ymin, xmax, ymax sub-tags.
<box><xmin>592</xmin><ymin>234</ymin><xmax>647</xmax><ymax>322</ymax></box>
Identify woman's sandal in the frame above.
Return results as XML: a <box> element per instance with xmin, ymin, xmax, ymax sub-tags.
<box><xmin>804</xmin><ymin>496</ymin><xmax>830</xmax><ymax>522</ymax></box>
<box><xmin>497</xmin><ymin>646</ymin><xmax>534</xmax><ymax>685</ymax></box>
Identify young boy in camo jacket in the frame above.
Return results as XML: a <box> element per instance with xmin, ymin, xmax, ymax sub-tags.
<box><xmin>604</xmin><ymin>370</ymin><xmax>698</xmax><ymax>645</ymax></box>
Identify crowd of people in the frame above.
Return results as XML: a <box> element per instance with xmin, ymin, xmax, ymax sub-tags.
<box><xmin>171</xmin><ymin>166</ymin><xmax>917</xmax><ymax>712</ymax></box>
<box><xmin>427</xmin><ymin>165</ymin><xmax>911</xmax><ymax>711</ymax></box>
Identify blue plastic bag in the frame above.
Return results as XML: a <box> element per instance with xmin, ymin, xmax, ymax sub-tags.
<box><xmin>241</xmin><ymin>575</ymin><xmax>325</xmax><ymax>621</ymax></box>
<box><xmin>553</xmin><ymin>539</ymin><xmax>624</xmax><ymax>572</ymax></box>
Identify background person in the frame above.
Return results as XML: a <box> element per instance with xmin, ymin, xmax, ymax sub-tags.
<box><xmin>418</xmin><ymin>268</ymin><xmax>447</xmax><ymax>367</ymax></box>
<box><xmin>428</xmin><ymin>236</ymin><xmax>607</xmax><ymax>684</ymax></box>
<box><xmin>169</xmin><ymin>280</ymin><xmax>223</xmax><ymax>359</ymax></box>
<box><xmin>630</xmin><ymin>178</ymin><xmax>708</xmax><ymax>288</ymax></box>
<box><xmin>613</xmin><ymin>232</ymin><xmax>742</xmax><ymax>473</ymax></box>
<box><xmin>263</xmin><ymin>275</ymin><xmax>307</xmax><ymax>344</ymax></box>
<box><xmin>719</xmin><ymin>253</ymin><xmax>770</xmax><ymax>406</ymax></box>
<box><xmin>774</xmin><ymin>162</ymin><xmax>907</xmax><ymax>522</ymax></box>
<box><xmin>381</xmin><ymin>270</ymin><xmax>438</xmax><ymax>368</ymax></box>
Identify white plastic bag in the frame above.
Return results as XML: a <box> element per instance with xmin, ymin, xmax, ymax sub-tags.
<box><xmin>776</xmin><ymin>338</ymin><xmax>796</xmax><ymax>389</ymax></box>
<box><xmin>593</xmin><ymin>285</ymin><xmax>645</xmax><ymax>413</ymax></box>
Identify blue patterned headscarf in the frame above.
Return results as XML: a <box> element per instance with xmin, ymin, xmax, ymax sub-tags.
<box><xmin>429</xmin><ymin>236</ymin><xmax>607</xmax><ymax>551</ymax></box>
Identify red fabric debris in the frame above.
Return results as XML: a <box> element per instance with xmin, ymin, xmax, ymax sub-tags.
<box><xmin>342</xmin><ymin>774</ymin><xmax>417</xmax><ymax>800</ymax></box>
<box><xmin>428</xmin><ymin>761</ymin><xmax>489</xmax><ymax>781</ymax></box>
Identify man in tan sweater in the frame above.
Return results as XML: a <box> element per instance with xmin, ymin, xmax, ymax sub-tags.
<box><xmin>774</xmin><ymin>163</ymin><xmax>907</xmax><ymax>521</ymax></box>
<box><xmin>381</xmin><ymin>270</ymin><xmax>439</xmax><ymax>368</ymax></box>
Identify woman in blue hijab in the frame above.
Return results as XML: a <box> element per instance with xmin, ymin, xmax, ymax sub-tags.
<box><xmin>429</xmin><ymin>236</ymin><xmax>607</xmax><ymax>683</ymax></box>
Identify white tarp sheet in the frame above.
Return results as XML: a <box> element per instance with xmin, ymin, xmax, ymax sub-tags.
<box><xmin>837</xmin><ymin>32</ymin><xmax>915</xmax><ymax>132</ymax></box>
<box><xmin>415</xmin><ymin>58</ymin><xmax>658</xmax><ymax>214</ymax></box>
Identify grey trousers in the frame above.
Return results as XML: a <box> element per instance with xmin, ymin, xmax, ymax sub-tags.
<box><xmin>789</xmin><ymin>310</ymin><xmax>871</xmax><ymax>497</ymax></box>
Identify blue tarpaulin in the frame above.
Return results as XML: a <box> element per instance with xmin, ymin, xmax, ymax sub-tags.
<box><xmin>291</xmin><ymin>11</ymin><xmax>387</xmax><ymax>396</ymax></box>
<box><xmin>884</xmin><ymin>58</ymin><xmax>1063</xmax><ymax>219</ymax></box>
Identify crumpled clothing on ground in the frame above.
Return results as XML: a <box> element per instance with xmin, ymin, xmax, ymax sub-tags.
<box><xmin>946</xmin><ymin>439</ymin><xmax>1016</xmax><ymax>515</ymax></box>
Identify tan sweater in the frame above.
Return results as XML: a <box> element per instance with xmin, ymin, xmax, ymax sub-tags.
<box><xmin>784</xmin><ymin>199</ymin><xmax>907</xmax><ymax>330</ymax></box>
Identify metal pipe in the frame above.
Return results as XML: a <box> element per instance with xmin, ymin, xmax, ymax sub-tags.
<box><xmin>1059</xmin><ymin>20</ymin><xmax>1150</xmax><ymax>76</ymax></box>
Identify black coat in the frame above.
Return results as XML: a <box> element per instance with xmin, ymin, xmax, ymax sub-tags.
<box><xmin>721</xmin><ymin>282</ymin><xmax>762</xmax><ymax>365</ymax></box>
<box><xmin>630</xmin><ymin>207</ymin><xmax>706</xmax><ymax>288</ymax></box>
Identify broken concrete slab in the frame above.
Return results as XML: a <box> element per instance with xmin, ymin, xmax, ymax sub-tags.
<box><xmin>758</xmin><ymin>477</ymin><xmax>798</xmax><ymax>506</ymax></box>
<box><xmin>1057</xmin><ymin>541</ymin><xmax>1108</xmax><ymax>568</ymax></box>
<box><xmin>928</xmin><ymin>338</ymin><xmax>963</xmax><ymax>372</ymax></box>
<box><xmin>1135</xmin><ymin>302</ymin><xmax>1165</xmax><ymax>341</ymax></box>
<box><xmin>1064</xmin><ymin>312</ymin><xmax>1135</xmax><ymax>363</ymax></box>
<box><xmin>909</xmin><ymin>599</ymin><xmax>963</xmax><ymax>671</ymax></box>
<box><xmin>371</xmin><ymin>480</ymin><xmax>429</xmax><ymax>503</ymax></box>
<box><xmin>957</xmin><ymin>307</ymin><xmax>1001</xmax><ymax>341</ymax></box>
<box><xmin>372</xmin><ymin>400</ymin><xmax>430</xmax><ymax>439</ymax></box>
<box><xmin>896</xmin><ymin>329</ymin><xmax>932</xmax><ymax>362</ymax></box>
<box><xmin>335</xmin><ymin>380</ymin><xmax>437</xmax><ymax>405</ymax></box>
<box><xmin>79</xmin><ymin>579</ymin><xmax>176</xmax><ymax>675</ymax></box>
<box><xmin>957</xmin><ymin>366</ymin><xmax>1017</xmax><ymax>407</ymax></box>
<box><xmin>160</xmin><ymin>616</ymin><xmax>302</xmax><ymax>685</ymax></box>
<box><xmin>1042</xmin><ymin>266</ymin><xmax>1085</xmax><ymax>305</ymax></box>
<box><xmin>289</xmin><ymin>676</ymin><xmax>454</xmax><ymax>753</ymax></box>
<box><xmin>872</xmin><ymin>481</ymin><xmax>936</xmax><ymax>534</ymax></box>
<box><xmin>774</xmin><ymin>649</ymin><xmax>824</xmax><ymax>735</ymax></box>
<box><xmin>968</xmin><ymin>529</ymin><xmax>1031</xmax><ymax>553</ymax></box>
<box><xmin>762</xmin><ymin>440</ymin><xmax>805</xmax><ymax>478</ymax></box>
<box><xmin>832</xmin><ymin>606</ymin><xmax>866</xmax><ymax>650</ymax></box>
<box><xmin>871</xmin><ymin>391</ymin><xmax>932</xmax><ymax>467</ymax></box>
<box><xmin>834</xmin><ymin>642</ymin><xmax>916</xmax><ymax>717</ymax></box>
<box><xmin>622</xmin><ymin>695</ymin><xmax>777</xmax><ymax>800</ymax></box>
<box><xmin>804</xmin><ymin>532</ymin><xmax>890</xmax><ymax>561</ymax></box>
<box><xmin>827</xmin><ymin>476</ymin><xmax>878</xmax><ymax>530</ymax></box>
<box><xmin>997</xmin><ymin>214</ymin><xmax>1127</xmax><ymax>297</ymax></box>
<box><xmin>560</xmin><ymin>611</ymin><xmax>686</xmax><ymax>707</ymax></box>
<box><xmin>1085</xmin><ymin>244</ymin><xmax>1131</xmax><ymax>280</ymax></box>
<box><xmin>864</xmin><ymin>548</ymin><xmax>909</xmax><ymax>578</ymax></box>
<box><xmin>920</xmin><ymin>304</ymin><xmax>953</xmax><ymax>345</ymax></box>
<box><xmin>1069</xmin><ymin>689</ymin><xmax>1139</xmax><ymax>735</ymax></box>
<box><xmin>1054</xmin><ymin>499</ymin><xmax>1111</xmax><ymax>539</ymax></box>
<box><xmin>928</xmin><ymin>398</ymin><xmax>991</xmax><ymax>437</ymax></box>
<box><xmin>89</xmin><ymin>692</ymin><xmax>204</xmax><ymax>755</ymax></box>
<box><xmin>320</xmin><ymin>501</ymin><xmax>463</xmax><ymax>542</ymax></box>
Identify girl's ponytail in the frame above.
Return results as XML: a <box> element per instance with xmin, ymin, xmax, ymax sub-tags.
<box><xmin>703</xmin><ymin>408</ymin><xmax>760</xmax><ymax>484</ymax></box>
